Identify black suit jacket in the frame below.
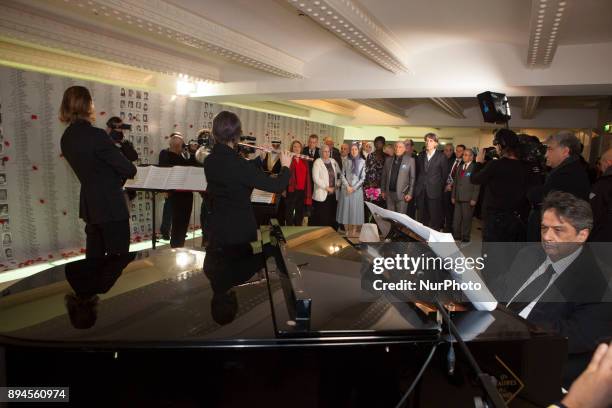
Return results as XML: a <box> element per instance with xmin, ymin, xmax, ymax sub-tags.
<box><xmin>496</xmin><ymin>245</ymin><xmax>612</xmax><ymax>385</ymax></box>
<box><xmin>414</xmin><ymin>150</ymin><xmax>449</xmax><ymax>199</ymax></box>
<box><xmin>331</xmin><ymin>147</ymin><xmax>343</xmax><ymax>170</ymax></box>
<box><xmin>61</xmin><ymin>120</ymin><xmax>137</xmax><ymax>224</ymax></box>
<box><xmin>302</xmin><ymin>146</ymin><xmax>320</xmax><ymax>174</ymax></box>
<box><xmin>204</xmin><ymin>143</ymin><xmax>290</xmax><ymax>247</ymax></box>
<box><xmin>302</xmin><ymin>146</ymin><xmax>320</xmax><ymax>162</ymax></box>
<box><xmin>528</xmin><ymin>155</ymin><xmax>591</xmax><ymax>206</ymax></box>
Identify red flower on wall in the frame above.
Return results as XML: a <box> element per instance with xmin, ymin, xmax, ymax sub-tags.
<box><xmin>31</xmin><ymin>114</ymin><xmax>38</xmax><ymax>120</ymax></box>
<box><xmin>39</xmin><ymin>199</ymin><xmax>45</xmax><ymax>204</ymax></box>
<box><xmin>4</xmin><ymin>141</ymin><xmax>9</xmax><ymax>147</ymax></box>
<box><xmin>32</xmin><ymin>165</ymin><xmax>38</xmax><ymax>171</ymax></box>
<box><xmin>100</xmin><ymin>111</ymin><xmax>106</xmax><ymax>116</ymax></box>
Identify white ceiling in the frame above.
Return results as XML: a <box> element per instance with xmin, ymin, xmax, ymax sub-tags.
<box><xmin>1</xmin><ymin>0</ymin><xmax>612</xmax><ymax>128</ymax></box>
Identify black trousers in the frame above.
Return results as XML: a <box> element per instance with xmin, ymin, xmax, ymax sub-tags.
<box><xmin>310</xmin><ymin>195</ymin><xmax>337</xmax><ymax>228</ymax></box>
<box><xmin>85</xmin><ymin>219</ymin><xmax>130</xmax><ymax>258</ymax></box>
<box><xmin>285</xmin><ymin>190</ymin><xmax>306</xmax><ymax>226</ymax></box>
<box><xmin>443</xmin><ymin>190</ymin><xmax>454</xmax><ymax>232</ymax></box>
<box><xmin>405</xmin><ymin>198</ymin><xmax>416</xmax><ymax>219</ymax></box>
<box><xmin>482</xmin><ymin>210</ymin><xmax>525</xmax><ymax>242</ymax></box>
<box><xmin>416</xmin><ymin>194</ymin><xmax>443</xmax><ymax>231</ymax></box>
<box><xmin>170</xmin><ymin>192</ymin><xmax>193</xmax><ymax>248</ymax></box>
<box><xmin>160</xmin><ymin>196</ymin><xmax>173</xmax><ymax>237</ymax></box>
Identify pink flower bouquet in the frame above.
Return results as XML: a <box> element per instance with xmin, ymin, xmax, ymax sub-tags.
<box><xmin>365</xmin><ymin>187</ymin><xmax>381</xmax><ymax>201</ymax></box>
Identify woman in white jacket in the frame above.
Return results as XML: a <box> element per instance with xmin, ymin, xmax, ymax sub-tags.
<box><xmin>310</xmin><ymin>144</ymin><xmax>341</xmax><ymax>227</ymax></box>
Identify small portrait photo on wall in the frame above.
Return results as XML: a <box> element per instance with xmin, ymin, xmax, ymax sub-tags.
<box><xmin>0</xmin><ymin>190</ymin><xmax>6</xmax><ymax>201</ymax></box>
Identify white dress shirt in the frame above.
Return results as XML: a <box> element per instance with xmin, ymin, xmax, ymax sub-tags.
<box><xmin>426</xmin><ymin>149</ymin><xmax>435</xmax><ymax>161</ymax></box>
<box><xmin>508</xmin><ymin>246</ymin><xmax>582</xmax><ymax>319</ymax></box>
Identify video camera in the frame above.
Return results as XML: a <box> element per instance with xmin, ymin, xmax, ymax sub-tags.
<box><xmin>112</xmin><ymin>123</ymin><xmax>132</xmax><ymax>131</ymax></box>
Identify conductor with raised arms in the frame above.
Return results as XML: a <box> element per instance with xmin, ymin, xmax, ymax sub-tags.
<box><xmin>204</xmin><ymin>111</ymin><xmax>291</xmax><ymax>248</ymax></box>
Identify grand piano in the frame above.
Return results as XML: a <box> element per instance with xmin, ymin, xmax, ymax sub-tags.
<box><xmin>0</xmin><ymin>226</ymin><xmax>566</xmax><ymax>407</ymax></box>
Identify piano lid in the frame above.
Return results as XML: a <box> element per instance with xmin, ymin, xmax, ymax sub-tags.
<box><xmin>0</xmin><ymin>227</ymin><xmax>533</xmax><ymax>348</ymax></box>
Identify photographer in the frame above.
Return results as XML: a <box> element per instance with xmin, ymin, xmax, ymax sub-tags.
<box><xmin>470</xmin><ymin>129</ymin><xmax>530</xmax><ymax>242</ymax></box>
<box><xmin>159</xmin><ymin>132</ymin><xmax>198</xmax><ymax>248</ymax></box>
<box><xmin>59</xmin><ymin>86</ymin><xmax>136</xmax><ymax>258</ymax></box>
<box><xmin>106</xmin><ymin>116</ymin><xmax>138</xmax><ymax>162</ymax></box>
<box><xmin>106</xmin><ymin>116</ymin><xmax>138</xmax><ymax>201</ymax></box>
<box><xmin>204</xmin><ymin>111</ymin><xmax>291</xmax><ymax>248</ymax></box>
<box><xmin>526</xmin><ymin>130</ymin><xmax>591</xmax><ymax>241</ymax></box>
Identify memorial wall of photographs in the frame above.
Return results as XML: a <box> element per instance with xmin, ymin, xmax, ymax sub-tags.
<box><xmin>0</xmin><ymin>66</ymin><xmax>343</xmax><ymax>272</ymax></box>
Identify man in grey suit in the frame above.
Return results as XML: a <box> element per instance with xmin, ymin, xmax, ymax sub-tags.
<box><xmin>382</xmin><ymin>141</ymin><xmax>416</xmax><ymax>213</ymax></box>
<box><xmin>451</xmin><ymin>149</ymin><xmax>480</xmax><ymax>242</ymax></box>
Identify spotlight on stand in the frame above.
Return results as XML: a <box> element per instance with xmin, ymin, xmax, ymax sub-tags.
<box><xmin>477</xmin><ymin>91</ymin><xmax>511</xmax><ymax>126</ymax></box>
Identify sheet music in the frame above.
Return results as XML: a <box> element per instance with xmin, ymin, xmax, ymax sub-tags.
<box><xmin>143</xmin><ymin>166</ymin><xmax>170</xmax><ymax>189</ymax></box>
<box><xmin>365</xmin><ymin>202</ymin><xmax>497</xmax><ymax>311</ymax></box>
<box><xmin>181</xmin><ymin>166</ymin><xmax>207</xmax><ymax>191</ymax></box>
<box><xmin>124</xmin><ymin>166</ymin><xmax>151</xmax><ymax>188</ymax></box>
<box><xmin>164</xmin><ymin>166</ymin><xmax>189</xmax><ymax>190</ymax></box>
<box><xmin>164</xmin><ymin>166</ymin><xmax>207</xmax><ymax>191</ymax></box>
<box><xmin>251</xmin><ymin>189</ymin><xmax>275</xmax><ymax>204</ymax></box>
<box><xmin>365</xmin><ymin>202</ymin><xmax>431</xmax><ymax>240</ymax></box>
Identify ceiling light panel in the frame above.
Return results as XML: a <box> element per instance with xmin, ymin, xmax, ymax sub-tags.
<box><xmin>287</xmin><ymin>0</ymin><xmax>409</xmax><ymax>73</ymax></box>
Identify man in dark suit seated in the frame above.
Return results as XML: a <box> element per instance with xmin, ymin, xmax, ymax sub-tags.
<box><xmin>497</xmin><ymin>191</ymin><xmax>612</xmax><ymax>387</ymax></box>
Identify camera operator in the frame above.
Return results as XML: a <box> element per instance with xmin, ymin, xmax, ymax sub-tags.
<box><xmin>59</xmin><ymin>86</ymin><xmax>136</xmax><ymax>258</ymax></box>
<box><xmin>106</xmin><ymin>116</ymin><xmax>138</xmax><ymax>201</ymax></box>
<box><xmin>526</xmin><ymin>130</ymin><xmax>591</xmax><ymax>241</ymax></box>
<box><xmin>204</xmin><ymin>111</ymin><xmax>291</xmax><ymax>249</ymax></box>
<box><xmin>470</xmin><ymin>129</ymin><xmax>530</xmax><ymax>242</ymax></box>
<box><xmin>159</xmin><ymin>132</ymin><xmax>198</xmax><ymax>248</ymax></box>
<box><xmin>106</xmin><ymin>116</ymin><xmax>138</xmax><ymax>162</ymax></box>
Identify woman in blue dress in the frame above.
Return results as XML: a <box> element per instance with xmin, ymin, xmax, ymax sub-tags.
<box><xmin>337</xmin><ymin>143</ymin><xmax>366</xmax><ymax>237</ymax></box>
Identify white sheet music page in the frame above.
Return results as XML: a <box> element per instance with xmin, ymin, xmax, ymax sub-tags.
<box><xmin>251</xmin><ymin>189</ymin><xmax>275</xmax><ymax>204</ymax></box>
<box><xmin>125</xmin><ymin>166</ymin><xmax>150</xmax><ymax>188</ymax></box>
<box><xmin>164</xmin><ymin>166</ymin><xmax>189</xmax><ymax>190</ymax></box>
<box><xmin>181</xmin><ymin>166</ymin><xmax>207</xmax><ymax>191</ymax></box>
<box><xmin>143</xmin><ymin>166</ymin><xmax>171</xmax><ymax>189</ymax></box>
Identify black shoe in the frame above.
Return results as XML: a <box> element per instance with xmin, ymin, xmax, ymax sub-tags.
<box><xmin>161</xmin><ymin>234</ymin><xmax>170</xmax><ymax>240</ymax></box>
